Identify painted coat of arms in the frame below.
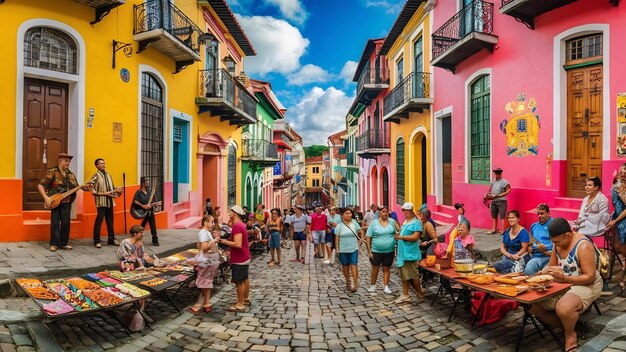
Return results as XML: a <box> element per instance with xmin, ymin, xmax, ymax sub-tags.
<box><xmin>500</xmin><ymin>93</ymin><xmax>540</xmax><ymax>157</ymax></box>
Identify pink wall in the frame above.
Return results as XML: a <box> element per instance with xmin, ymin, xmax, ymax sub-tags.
<box><xmin>431</xmin><ymin>0</ymin><xmax>626</xmax><ymax>228</ymax></box>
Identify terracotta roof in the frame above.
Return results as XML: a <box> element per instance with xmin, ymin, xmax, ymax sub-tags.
<box><xmin>305</xmin><ymin>156</ymin><xmax>323</xmax><ymax>163</ymax></box>
<box><xmin>380</xmin><ymin>0</ymin><xmax>425</xmax><ymax>55</ymax></box>
<box><xmin>203</xmin><ymin>0</ymin><xmax>256</xmax><ymax>56</ymax></box>
<box><xmin>327</xmin><ymin>130</ymin><xmax>345</xmax><ymax>146</ymax></box>
<box><xmin>353</xmin><ymin>38</ymin><xmax>385</xmax><ymax>81</ymax></box>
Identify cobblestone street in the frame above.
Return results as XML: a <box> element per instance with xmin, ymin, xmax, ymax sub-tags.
<box><xmin>2</xmin><ymin>242</ymin><xmax>624</xmax><ymax>352</ymax></box>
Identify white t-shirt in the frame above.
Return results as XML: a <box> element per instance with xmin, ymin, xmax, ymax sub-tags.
<box><xmin>198</xmin><ymin>228</ymin><xmax>214</xmax><ymax>243</ymax></box>
<box><xmin>287</xmin><ymin>214</ymin><xmax>311</xmax><ymax>232</ymax></box>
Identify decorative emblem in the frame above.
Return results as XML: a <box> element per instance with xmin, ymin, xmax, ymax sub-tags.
<box><xmin>500</xmin><ymin>93</ymin><xmax>540</xmax><ymax>157</ymax></box>
<box><xmin>120</xmin><ymin>68</ymin><xmax>130</xmax><ymax>83</ymax></box>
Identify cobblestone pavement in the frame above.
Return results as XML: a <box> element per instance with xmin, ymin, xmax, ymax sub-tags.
<box><xmin>2</xmin><ymin>243</ymin><xmax>626</xmax><ymax>351</ymax></box>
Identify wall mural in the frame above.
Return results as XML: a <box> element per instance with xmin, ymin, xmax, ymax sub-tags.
<box><xmin>616</xmin><ymin>93</ymin><xmax>626</xmax><ymax>157</ymax></box>
<box><xmin>500</xmin><ymin>93</ymin><xmax>540</xmax><ymax>157</ymax></box>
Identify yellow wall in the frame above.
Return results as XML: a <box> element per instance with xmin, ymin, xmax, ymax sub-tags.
<box><xmin>386</xmin><ymin>5</ymin><xmax>433</xmax><ymax>206</ymax></box>
<box><xmin>306</xmin><ymin>163</ymin><xmax>322</xmax><ymax>187</ymax></box>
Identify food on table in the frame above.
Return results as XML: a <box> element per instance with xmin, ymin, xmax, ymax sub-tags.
<box><xmin>115</xmin><ymin>283</ymin><xmax>149</xmax><ymax>298</ymax></box>
<box><xmin>467</xmin><ymin>273</ymin><xmax>494</xmax><ymax>285</ymax></box>
<box><xmin>107</xmin><ymin>270</ymin><xmax>153</xmax><ymax>281</ymax></box>
<box><xmin>102</xmin><ymin>287</ymin><xmax>132</xmax><ymax>301</ymax></box>
<box><xmin>487</xmin><ymin>267</ymin><xmax>497</xmax><ymax>273</ymax></box>
<box><xmin>67</xmin><ymin>277</ymin><xmax>101</xmax><ymax>291</ymax></box>
<box><xmin>84</xmin><ymin>289</ymin><xmax>123</xmax><ymax>307</ymax></box>
<box><xmin>26</xmin><ymin>287</ymin><xmax>59</xmax><ymax>300</ymax></box>
<box><xmin>494</xmin><ymin>285</ymin><xmax>520</xmax><ymax>297</ymax></box>
<box><xmin>454</xmin><ymin>259</ymin><xmax>473</xmax><ymax>277</ymax></box>
<box><xmin>43</xmin><ymin>299</ymin><xmax>75</xmax><ymax>315</ymax></box>
<box><xmin>48</xmin><ymin>283</ymin><xmax>99</xmax><ymax>311</ymax></box>
<box><xmin>97</xmin><ymin>277</ymin><xmax>122</xmax><ymax>287</ymax></box>
<box><xmin>494</xmin><ymin>277</ymin><xmax>521</xmax><ymax>285</ymax></box>
<box><xmin>526</xmin><ymin>274</ymin><xmax>554</xmax><ymax>283</ymax></box>
<box><xmin>140</xmin><ymin>278</ymin><xmax>168</xmax><ymax>287</ymax></box>
<box><xmin>472</xmin><ymin>263</ymin><xmax>488</xmax><ymax>274</ymax></box>
<box><xmin>16</xmin><ymin>278</ymin><xmax>42</xmax><ymax>288</ymax></box>
<box><xmin>84</xmin><ymin>273</ymin><xmax>107</xmax><ymax>281</ymax></box>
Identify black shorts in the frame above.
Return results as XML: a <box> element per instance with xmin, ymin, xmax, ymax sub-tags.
<box><xmin>231</xmin><ymin>264</ymin><xmax>249</xmax><ymax>283</ymax></box>
<box><xmin>370</xmin><ymin>252</ymin><xmax>394</xmax><ymax>267</ymax></box>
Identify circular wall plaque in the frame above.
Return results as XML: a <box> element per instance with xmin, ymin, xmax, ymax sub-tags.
<box><xmin>120</xmin><ymin>68</ymin><xmax>130</xmax><ymax>83</ymax></box>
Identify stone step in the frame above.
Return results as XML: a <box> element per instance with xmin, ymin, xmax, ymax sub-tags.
<box><xmin>172</xmin><ymin>216</ymin><xmax>202</xmax><ymax>229</ymax></box>
<box><xmin>553</xmin><ymin>196</ymin><xmax>583</xmax><ymax>209</ymax></box>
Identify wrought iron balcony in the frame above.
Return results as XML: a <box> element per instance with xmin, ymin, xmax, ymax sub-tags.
<box><xmin>133</xmin><ymin>0</ymin><xmax>202</xmax><ymax>72</ymax></box>
<box><xmin>500</xmin><ymin>0</ymin><xmax>577</xmax><ymax>30</ymax></box>
<box><xmin>431</xmin><ymin>0</ymin><xmax>498</xmax><ymax>73</ymax></box>
<box><xmin>196</xmin><ymin>69</ymin><xmax>257</xmax><ymax>125</ymax></box>
<box><xmin>71</xmin><ymin>0</ymin><xmax>125</xmax><ymax>24</ymax></box>
<box><xmin>383</xmin><ymin>72</ymin><xmax>432</xmax><ymax>123</ymax></box>
<box><xmin>356</xmin><ymin>129</ymin><xmax>390</xmax><ymax>159</ymax></box>
<box><xmin>356</xmin><ymin>65</ymin><xmax>389</xmax><ymax>106</ymax></box>
<box><xmin>241</xmin><ymin>139</ymin><xmax>279</xmax><ymax>166</ymax></box>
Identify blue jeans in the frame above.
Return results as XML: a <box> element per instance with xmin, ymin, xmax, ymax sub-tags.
<box><xmin>524</xmin><ymin>256</ymin><xmax>550</xmax><ymax>275</ymax></box>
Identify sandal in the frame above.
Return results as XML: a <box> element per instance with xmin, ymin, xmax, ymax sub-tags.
<box><xmin>187</xmin><ymin>305</ymin><xmax>202</xmax><ymax>315</ymax></box>
<box><xmin>243</xmin><ymin>298</ymin><xmax>251</xmax><ymax>305</ymax></box>
<box><xmin>203</xmin><ymin>304</ymin><xmax>212</xmax><ymax>313</ymax></box>
<box><xmin>227</xmin><ymin>305</ymin><xmax>246</xmax><ymax>312</ymax></box>
<box><xmin>565</xmin><ymin>346</ymin><xmax>578</xmax><ymax>352</ymax></box>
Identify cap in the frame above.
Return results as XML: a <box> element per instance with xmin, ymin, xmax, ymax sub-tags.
<box><xmin>295</xmin><ymin>205</ymin><xmax>304</xmax><ymax>210</ymax></box>
<box><xmin>493</xmin><ymin>167</ymin><xmax>503</xmax><ymax>173</ymax></box>
<box><xmin>58</xmin><ymin>153</ymin><xmax>73</xmax><ymax>160</ymax></box>
<box><xmin>454</xmin><ymin>203</ymin><xmax>464</xmax><ymax>210</ymax></box>
<box><xmin>401</xmin><ymin>202</ymin><xmax>414</xmax><ymax>211</ymax></box>
<box><xmin>229</xmin><ymin>205</ymin><xmax>246</xmax><ymax>217</ymax></box>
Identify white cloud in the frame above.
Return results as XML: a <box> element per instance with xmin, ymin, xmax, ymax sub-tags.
<box><xmin>364</xmin><ymin>0</ymin><xmax>404</xmax><ymax>14</ymax></box>
<box><xmin>287</xmin><ymin>87</ymin><xmax>354</xmax><ymax>146</ymax></box>
<box><xmin>266</xmin><ymin>0</ymin><xmax>308</xmax><ymax>25</ymax></box>
<box><xmin>237</xmin><ymin>15</ymin><xmax>310</xmax><ymax>76</ymax></box>
<box><xmin>339</xmin><ymin>61</ymin><xmax>358</xmax><ymax>83</ymax></box>
<box><xmin>286</xmin><ymin>64</ymin><xmax>333</xmax><ymax>86</ymax></box>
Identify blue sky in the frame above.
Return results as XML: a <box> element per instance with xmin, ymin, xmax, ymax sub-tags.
<box><xmin>230</xmin><ymin>0</ymin><xmax>401</xmax><ymax>145</ymax></box>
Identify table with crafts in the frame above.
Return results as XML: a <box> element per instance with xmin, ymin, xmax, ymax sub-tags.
<box><xmin>15</xmin><ymin>249</ymin><xmax>199</xmax><ymax>333</ymax></box>
<box><xmin>419</xmin><ymin>262</ymin><xmax>571</xmax><ymax>352</ymax></box>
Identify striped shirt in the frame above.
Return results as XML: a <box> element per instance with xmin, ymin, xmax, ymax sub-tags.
<box><xmin>91</xmin><ymin>170</ymin><xmax>116</xmax><ymax>208</ymax></box>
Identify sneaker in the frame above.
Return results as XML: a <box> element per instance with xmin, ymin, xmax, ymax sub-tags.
<box><xmin>367</xmin><ymin>285</ymin><xmax>377</xmax><ymax>293</ymax></box>
<box><xmin>95</xmin><ymin>243</ymin><xmax>102</xmax><ymax>249</ymax></box>
<box><xmin>50</xmin><ymin>245</ymin><xmax>58</xmax><ymax>252</ymax></box>
<box><xmin>394</xmin><ymin>294</ymin><xmax>411</xmax><ymax>304</ymax></box>
<box><xmin>323</xmin><ymin>260</ymin><xmax>330</xmax><ymax>264</ymax></box>
<box><xmin>384</xmin><ymin>286</ymin><xmax>392</xmax><ymax>295</ymax></box>
<box><xmin>60</xmin><ymin>245</ymin><xmax>72</xmax><ymax>250</ymax></box>
<box><xmin>107</xmin><ymin>239</ymin><xmax>120</xmax><ymax>246</ymax></box>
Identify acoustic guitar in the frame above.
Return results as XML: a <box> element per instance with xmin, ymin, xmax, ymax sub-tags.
<box><xmin>45</xmin><ymin>178</ymin><xmax>95</xmax><ymax>210</ymax></box>
<box><xmin>131</xmin><ymin>186</ymin><xmax>160</xmax><ymax>219</ymax></box>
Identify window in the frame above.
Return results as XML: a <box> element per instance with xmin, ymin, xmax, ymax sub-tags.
<box><xmin>567</xmin><ymin>34</ymin><xmax>602</xmax><ymax>62</ymax></box>
<box><xmin>141</xmin><ymin>73</ymin><xmax>164</xmax><ymax>204</ymax></box>
<box><xmin>396</xmin><ymin>58</ymin><xmax>404</xmax><ymax>84</ymax></box>
<box><xmin>396</xmin><ymin>138</ymin><xmax>405</xmax><ymax>204</ymax></box>
<box><xmin>414</xmin><ymin>37</ymin><xmax>423</xmax><ymax>74</ymax></box>
<box><xmin>24</xmin><ymin>27</ymin><xmax>78</xmax><ymax>74</ymax></box>
<box><xmin>313</xmin><ymin>179</ymin><xmax>320</xmax><ymax>187</ymax></box>
<box><xmin>227</xmin><ymin>144</ymin><xmax>237</xmax><ymax>207</ymax></box>
<box><xmin>470</xmin><ymin>75</ymin><xmax>490</xmax><ymax>183</ymax></box>
<box><xmin>313</xmin><ymin>166</ymin><xmax>319</xmax><ymax>174</ymax></box>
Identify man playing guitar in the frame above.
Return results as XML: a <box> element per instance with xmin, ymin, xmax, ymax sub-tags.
<box><xmin>38</xmin><ymin>153</ymin><xmax>91</xmax><ymax>252</ymax></box>
<box><xmin>132</xmin><ymin>177</ymin><xmax>160</xmax><ymax>246</ymax></box>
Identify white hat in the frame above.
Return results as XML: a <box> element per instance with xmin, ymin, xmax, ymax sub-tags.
<box><xmin>401</xmin><ymin>202</ymin><xmax>414</xmax><ymax>211</ymax></box>
<box><xmin>230</xmin><ymin>205</ymin><xmax>246</xmax><ymax>217</ymax></box>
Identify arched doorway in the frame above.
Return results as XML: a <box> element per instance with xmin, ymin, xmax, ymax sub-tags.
<box><xmin>246</xmin><ymin>176</ymin><xmax>253</xmax><ymax>209</ymax></box>
<box><xmin>411</xmin><ymin>132</ymin><xmax>427</xmax><ymax>206</ymax></box>
<box><xmin>198</xmin><ymin>133</ymin><xmax>227</xmax><ymax>218</ymax></box>
<box><xmin>381</xmin><ymin>167</ymin><xmax>389</xmax><ymax>207</ymax></box>
<box><xmin>371</xmin><ymin>165</ymin><xmax>378</xmax><ymax>206</ymax></box>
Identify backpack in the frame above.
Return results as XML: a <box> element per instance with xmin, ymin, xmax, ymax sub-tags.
<box><xmin>470</xmin><ymin>291</ymin><xmax>519</xmax><ymax>326</ymax></box>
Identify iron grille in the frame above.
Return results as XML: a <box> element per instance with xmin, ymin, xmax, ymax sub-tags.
<box><xmin>227</xmin><ymin>145</ymin><xmax>237</xmax><ymax>207</ymax></box>
<box><xmin>357</xmin><ymin>129</ymin><xmax>391</xmax><ymax>150</ymax></box>
<box><xmin>141</xmin><ymin>73</ymin><xmax>164</xmax><ymax>205</ymax></box>
<box><xmin>133</xmin><ymin>0</ymin><xmax>203</xmax><ymax>55</ymax></box>
<box><xmin>383</xmin><ymin>72</ymin><xmax>431</xmax><ymax>116</ymax></box>
<box><xmin>199</xmin><ymin>68</ymin><xmax>257</xmax><ymax>120</ymax></box>
<box><xmin>432</xmin><ymin>0</ymin><xmax>494</xmax><ymax>60</ymax></box>
<box><xmin>242</xmin><ymin>139</ymin><xmax>278</xmax><ymax>159</ymax></box>
<box><xmin>356</xmin><ymin>64</ymin><xmax>389</xmax><ymax>96</ymax></box>
<box><xmin>24</xmin><ymin>27</ymin><xmax>78</xmax><ymax>74</ymax></box>
<box><xmin>173</xmin><ymin>124</ymin><xmax>182</xmax><ymax>142</ymax></box>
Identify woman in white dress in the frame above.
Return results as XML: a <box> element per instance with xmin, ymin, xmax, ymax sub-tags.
<box><xmin>574</xmin><ymin>177</ymin><xmax>610</xmax><ymax>236</ymax></box>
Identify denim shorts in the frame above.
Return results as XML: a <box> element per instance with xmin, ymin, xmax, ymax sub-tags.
<box><xmin>338</xmin><ymin>250</ymin><xmax>358</xmax><ymax>266</ymax></box>
<box><xmin>269</xmin><ymin>231</ymin><xmax>281</xmax><ymax>249</ymax></box>
<box><xmin>293</xmin><ymin>231</ymin><xmax>307</xmax><ymax>241</ymax></box>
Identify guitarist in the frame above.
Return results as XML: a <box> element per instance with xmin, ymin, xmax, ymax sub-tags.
<box><xmin>132</xmin><ymin>177</ymin><xmax>159</xmax><ymax>246</ymax></box>
<box><xmin>92</xmin><ymin>158</ymin><xmax>123</xmax><ymax>248</ymax></box>
<box><xmin>38</xmin><ymin>153</ymin><xmax>87</xmax><ymax>252</ymax></box>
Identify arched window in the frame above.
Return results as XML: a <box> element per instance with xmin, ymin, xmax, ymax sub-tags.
<box><xmin>24</xmin><ymin>27</ymin><xmax>78</xmax><ymax>74</ymax></box>
<box><xmin>141</xmin><ymin>73</ymin><xmax>164</xmax><ymax>204</ymax></box>
<box><xmin>469</xmin><ymin>75</ymin><xmax>490</xmax><ymax>183</ymax></box>
<box><xmin>396</xmin><ymin>138</ymin><xmax>405</xmax><ymax>204</ymax></box>
<box><xmin>228</xmin><ymin>144</ymin><xmax>237</xmax><ymax>207</ymax></box>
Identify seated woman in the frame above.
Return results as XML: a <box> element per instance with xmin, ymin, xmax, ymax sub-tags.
<box><xmin>493</xmin><ymin>210</ymin><xmax>531</xmax><ymax>274</ymax></box>
<box><xmin>453</xmin><ymin>220</ymin><xmax>475</xmax><ymax>259</ymax></box>
<box><xmin>417</xmin><ymin>209</ymin><xmax>438</xmax><ymax>258</ymax></box>
<box><xmin>530</xmin><ymin>218</ymin><xmax>602</xmax><ymax>352</ymax></box>
<box><xmin>574</xmin><ymin>177</ymin><xmax>610</xmax><ymax>236</ymax></box>
<box><xmin>117</xmin><ymin>225</ymin><xmax>155</xmax><ymax>271</ymax></box>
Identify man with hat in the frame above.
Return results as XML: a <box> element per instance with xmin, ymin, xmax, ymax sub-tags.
<box><xmin>38</xmin><ymin>153</ymin><xmax>88</xmax><ymax>251</ymax></box>
<box><xmin>486</xmin><ymin>167</ymin><xmax>511</xmax><ymax>234</ymax></box>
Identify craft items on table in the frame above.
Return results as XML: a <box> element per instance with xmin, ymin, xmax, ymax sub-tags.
<box><xmin>140</xmin><ymin>278</ymin><xmax>168</xmax><ymax>287</ymax></box>
<box><xmin>83</xmin><ymin>289</ymin><xmax>124</xmax><ymax>307</ymax></box>
<box><xmin>26</xmin><ymin>287</ymin><xmax>59</xmax><ymax>300</ymax></box>
<box><xmin>42</xmin><ymin>299</ymin><xmax>75</xmax><ymax>316</ymax></box>
<box><xmin>47</xmin><ymin>283</ymin><xmax>99</xmax><ymax>311</ymax></box>
<box><xmin>115</xmin><ymin>283</ymin><xmax>150</xmax><ymax>298</ymax></box>
<box><xmin>16</xmin><ymin>278</ymin><xmax>42</xmax><ymax>288</ymax></box>
<box><xmin>67</xmin><ymin>277</ymin><xmax>101</xmax><ymax>291</ymax></box>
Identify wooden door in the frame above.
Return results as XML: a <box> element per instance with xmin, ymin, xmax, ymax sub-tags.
<box><xmin>567</xmin><ymin>65</ymin><xmax>603</xmax><ymax>198</ymax></box>
<box><xmin>23</xmin><ymin>78</ymin><xmax>68</xmax><ymax>210</ymax></box>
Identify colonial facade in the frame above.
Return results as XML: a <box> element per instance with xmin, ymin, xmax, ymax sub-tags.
<box><xmin>0</xmin><ymin>0</ymin><xmax>257</xmax><ymax>241</ymax></box>
<box><xmin>304</xmin><ymin>156</ymin><xmax>324</xmax><ymax>206</ymax></box>
<box><xmin>429</xmin><ymin>0</ymin><xmax>624</xmax><ymax>228</ymax></box>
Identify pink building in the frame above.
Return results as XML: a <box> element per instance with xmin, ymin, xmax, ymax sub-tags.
<box><xmin>429</xmin><ymin>0</ymin><xmax>624</xmax><ymax>229</ymax></box>
<box><xmin>350</xmin><ymin>38</ymin><xmax>394</xmax><ymax>209</ymax></box>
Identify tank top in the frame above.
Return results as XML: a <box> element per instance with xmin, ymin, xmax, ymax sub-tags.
<box><xmin>556</xmin><ymin>238</ymin><xmax>594</xmax><ymax>277</ymax></box>
<box><xmin>268</xmin><ymin>218</ymin><xmax>280</xmax><ymax>232</ymax></box>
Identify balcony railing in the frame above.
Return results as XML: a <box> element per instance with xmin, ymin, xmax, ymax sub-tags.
<box><xmin>133</xmin><ymin>0</ymin><xmax>202</xmax><ymax>63</ymax></box>
<box><xmin>432</xmin><ymin>0</ymin><xmax>495</xmax><ymax>61</ymax></box>
<box><xmin>357</xmin><ymin>66</ymin><xmax>389</xmax><ymax>96</ymax></box>
<box><xmin>357</xmin><ymin>129</ymin><xmax>391</xmax><ymax>151</ymax></box>
<box><xmin>383</xmin><ymin>72</ymin><xmax>431</xmax><ymax>117</ymax></box>
<box><xmin>242</xmin><ymin>139</ymin><xmax>279</xmax><ymax>160</ymax></box>
<box><xmin>198</xmin><ymin>68</ymin><xmax>257</xmax><ymax>123</ymax></box>
<box><xmin>500</xmin><ymin>0</ymin><xmax>578</xmax><ymax>30</ymax></box>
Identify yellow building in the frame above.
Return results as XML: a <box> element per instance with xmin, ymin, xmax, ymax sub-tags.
<box><xmin>304</xmin><ymin>156</ymin><xmax>323</xmax><ymax>206</ymax></box>
<box><xmin>380</xmin><ymin>0</ymin><xmax>435</xmax><ymax>213</ymax></box>
<box><xmin>0</xmin><ymin>0</ymin><xmax>256</xmax><ymax>241</ymax></box>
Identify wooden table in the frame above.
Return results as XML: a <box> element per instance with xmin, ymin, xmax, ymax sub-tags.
<box><xmin>419</xmin><ymin>262</ymin><xmax>571</xmax><ymax>352</ymax></box>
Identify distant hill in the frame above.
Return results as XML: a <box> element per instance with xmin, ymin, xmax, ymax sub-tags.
<box><xmin>304</xmin><ymin>145</ymin><xmax>328</xmax><ymax>158</ymax></box>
